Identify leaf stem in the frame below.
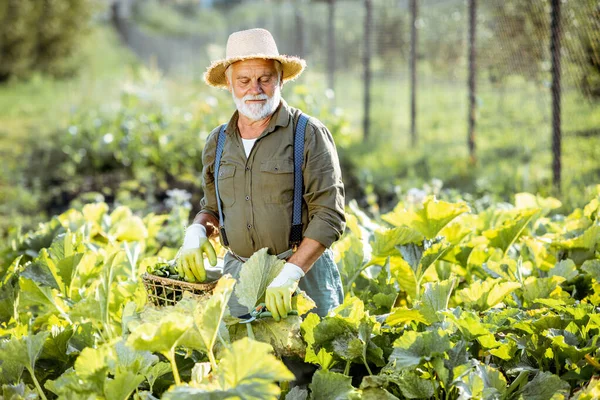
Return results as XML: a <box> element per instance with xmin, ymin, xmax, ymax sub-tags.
<box><xmin>208</xmin><ymin>349</ymin><xmax>218</xmax><ymax>372</ymax></box>
<box><xmin>362</xmin><ymin>357</ymin><xmax>373</xmax><ymax>376</ymax></box>
<box><xmin>166</xmin><ymin>349</ymin><xmax>181</xmax><ymax>385</ymax></box>
<box><xmin>27</xmin><ymin>366</ymin><xmax>48</xmax><ymax>400</ymax></box>
<box><xmin>246</xmin><ymin>322</ymin><xmax>255</xmax><ymax>341</ymax></box>
<box><xmin>344</xmin><ymin>360</ymin><xmax>351</xmax><ymax>376</ymax></box>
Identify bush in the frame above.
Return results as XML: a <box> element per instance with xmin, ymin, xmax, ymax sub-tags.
<box><xmin>0</xmin><ymin>0</ymin><xmax>93</xmax><ymax>82</ymax></box>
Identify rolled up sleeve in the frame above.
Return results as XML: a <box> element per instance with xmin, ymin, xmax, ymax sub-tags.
<box><xmin>302</xmin><ymin>119</ymin><xmax>346</xmax><ymax>248</ymax></box>
<box><xmin>196</xmin><ymin>128</ymin><xmax>220</xmax><ymax>221</ymax></box>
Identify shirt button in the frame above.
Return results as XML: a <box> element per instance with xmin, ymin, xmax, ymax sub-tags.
<box><xmin>245</xmin><ymin>195</ymin><xmax>250</xmax><ymax>201</ymax></box>
<box><xmin>247</xmin><ymin>224</ymin><xmax>252</xmax><ymax>229</ymax></box>
<box><xmin>245</xmin><ymin>166</ymin><xmax>250</xmax><ymax>171</ymax></box>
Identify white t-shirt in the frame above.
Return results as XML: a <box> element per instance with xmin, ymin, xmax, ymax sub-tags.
<box><xmin>241</xmin><ymin>137</ymin><xmax>257</xmax><ymax>157</ymax></box>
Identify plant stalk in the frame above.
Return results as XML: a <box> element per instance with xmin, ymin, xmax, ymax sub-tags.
<box><xmin>166</xmin><ymin>349</ymin><xmax>181</xmax><ymax>385</ymax></box>
<box><xmin>27</xmin><ymin>366</ymin><xmax>48</xmax><ymax>400</ymax></box>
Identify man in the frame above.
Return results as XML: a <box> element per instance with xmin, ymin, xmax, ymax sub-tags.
<box><xmin>178</xmin><ymin>28</ymin><xmax>345</xmax><ymax>322</ymax></box>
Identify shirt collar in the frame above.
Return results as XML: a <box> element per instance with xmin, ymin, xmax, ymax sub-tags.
<box><xmin>224</xmin><ymin>99</ymin><xmax>292</xmax><ymax>136</ymax></box>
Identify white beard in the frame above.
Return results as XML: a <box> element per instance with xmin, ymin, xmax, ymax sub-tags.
<box><xmin>232</xmin><ymin>86</ymin><xmax>281</xmax><ymax>121</ymax></box>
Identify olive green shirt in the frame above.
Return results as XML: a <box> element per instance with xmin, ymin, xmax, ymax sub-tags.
<box><xmin>197</xmin><ymin>99</ymin><xmax>346</xmax><ymax>258</ymax></box>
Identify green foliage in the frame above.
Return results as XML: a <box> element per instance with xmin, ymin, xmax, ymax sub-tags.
<box><xmin>1</xmin><ymin>192</ymin><xmax>600</xmax><ymax>398</ymax></box>
<box><xmin>0</xmin><ymin>0</ymin><xmax>93</xmax><ymax>82</ymax></box>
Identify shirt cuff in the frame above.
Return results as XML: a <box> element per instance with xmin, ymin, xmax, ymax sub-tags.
<box><xmin>302</xmin><ymin>215</ymin><xmax>342</xmax><ymax>248</ymax></box>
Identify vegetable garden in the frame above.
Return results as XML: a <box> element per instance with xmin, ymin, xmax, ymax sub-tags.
<box><xmin>1</xmin><ymin>190</ymin><xmax>599</xmax><ymax>399</ymax></box>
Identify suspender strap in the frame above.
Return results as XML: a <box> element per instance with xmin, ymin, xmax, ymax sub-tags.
<box><xmin>214</xmin><ymin>124</ymin><xmax>229</xmax><ymax>246</ymax></box>
<box><xmin>213</xmin><ymin>113</ymin><xmax>309</xmax><ymax>250</ymax></box>
<box><xmin>290</xmin><ymin>113</ymin><xmax>309</xmax><ymax>249</ymax></box>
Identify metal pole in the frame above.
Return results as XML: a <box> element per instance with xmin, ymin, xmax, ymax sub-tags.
<box><xmin>551</xmin><ymin>0</ymin><xmax>562</xmax><ymax>192</ymax></box>
<box><xmin>410</xmin><ymin>0</ymin><xmax>417</xmax><ymax>147</ymax></box>
<box><xmin>468</xmin><ymin>0</ymin><xmax>477</xmax><ymax>163</ymax></box>
<box><xmin>327</xmin><ymin>0</ymin><xmax>336</xmax><ymax>92</ymax></box>
<box><xmin>363</xmin><ymin>0</ymin><xmax>372</xmax><ymax>140</ymax></box>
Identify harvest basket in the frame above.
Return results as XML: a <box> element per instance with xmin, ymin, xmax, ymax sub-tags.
<box><xmin>142</xmin><ymin>272</ymin><xmax>218</xmax><ymax>307</ymax></box>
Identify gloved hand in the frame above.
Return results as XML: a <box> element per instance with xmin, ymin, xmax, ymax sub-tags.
<box><xmin>178</xmin><ymin>224</ymin><xmax>217</xmax><ymax>282</ymax></box>
<box><xmin>265</xmin><ymin>262</ymin><xmax>305</xmax><ymax>321</ymax></box>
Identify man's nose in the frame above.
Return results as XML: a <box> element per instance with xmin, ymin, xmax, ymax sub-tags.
<box><xmin>248</xmin><ymin>80</ymin><xmax>263</xmax><ymax>95</ymax></box>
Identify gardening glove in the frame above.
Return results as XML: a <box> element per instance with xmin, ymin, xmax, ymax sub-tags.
<box><xmin>265</xmin><ymin>262</ymin><xmax>305</xmax><ymax>321</ymax></box>
<box><xmin>178</xmin><ymin>224</ymin><xmax>217</xmax><ymax>283</ymax></box>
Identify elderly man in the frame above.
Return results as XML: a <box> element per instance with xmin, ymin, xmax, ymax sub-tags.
<box><xmin>178</xmin><ymin>28</ymin><xmax>345</xmax><ymax>322</ymax></box>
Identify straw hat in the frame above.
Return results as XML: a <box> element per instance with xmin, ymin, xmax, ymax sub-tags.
<box><xmin>204</xmin><ymin>28</ymin><xmax>306</xmax><ymax>89</ymax></box>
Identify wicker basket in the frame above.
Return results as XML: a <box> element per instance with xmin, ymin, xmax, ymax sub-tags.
<box><xmin>142</xmin><ymin>272</ymin><xmax>218</xmax><ymax>307</ymax></box>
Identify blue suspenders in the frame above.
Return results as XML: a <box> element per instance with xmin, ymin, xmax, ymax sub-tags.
<box><xmin>213</xmin><ymin>112</ymin><xmax>309</xmax><ymax>249</ymax></box>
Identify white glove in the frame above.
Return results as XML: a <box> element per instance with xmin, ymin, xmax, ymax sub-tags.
<box><xmin>268</xmin><ymin>262</ymin><xmax>305</xmax><ymax>288</ymax></box>
<box><xmin>266</xmin><ymin>262</ymin><xmax>305</xmax><ymax>321</ymax></box>
<box><xmin>182</xmin><ymin>224</ymin><xmax>207</xmax><ymax>250</ymax></box>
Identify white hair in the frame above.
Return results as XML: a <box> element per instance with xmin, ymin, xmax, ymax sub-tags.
<box><xmin>225</xmin><ymin>60</ymin><xmax>283</xmax><ymax>87</ymax></box>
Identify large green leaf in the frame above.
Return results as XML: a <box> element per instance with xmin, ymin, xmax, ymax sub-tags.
<box><xmin>41</xmin><ymin>326</ymin><xmax>74</xmax><ymax>364</ymax></box>
<box><xmin>515</xmin><ymin>371</ymin><xmax>570</xmax><ymax>400</ymax></box>
<box><xmin>228</xmin><ymin>315</ymin><xmax>306</xmax><ymax>358</ymax></box>
<box><xmin>104</xmin><ymin>371</ymin><xmax>145</xmax><ymax>400</ymax></box>
<box><xmin>382</xmin><ymin>197</ymin><xmax>469</xmax><ymax>239</ymax></box>
<box><xmin>335</xmin><ymin>234</ymin><xmax>365</xmax><ymax>287</ymax></box>
<box><xmin>549</xmin><ymin>259</ymin><xmax>578</xmax><ymax>281</ymax></box>
<box><xmin>309</xmin><ymin>370</ymin><xmax>360</xmax><ymax>400</ymax></box>
<box><xmin>457</xmin><ymin>279</ymin><xmax>521</xmax><ymax>311</ymax></box>
<box><xmin>388</xmin><ymin>330</ymin><xmax>451</xmax><ymax>370</ymax></box>
<box><xmin>195</xmin><ymin>276</ymin><xmax>236</xmax><ymax>353</ymax></box>
<box><xmin>582</xmin><ymin>260</ymin><xmax>600</xmax><ymax>281</ymax></box>
<box><xmin>285</xmin><ymin>386</ymin><xmax>309</xmax><ymax>400</ymax></box>
<box><xmin>388</xmin><ymin>256</ymin><xmax>418</xmax><ymax>300</ymax></box>
<box><xmin>128</xmin><ymin>313</ymin><xmax>194</xmax><ymax>355</ymax></box>
<box><xmin>418</xmin><ymin>279</ymin><xmax>456</xmax><ymax>324</ymax></box>
<box><xmin>301</xmin><ymin>313</ymin><xmax>335</xmax><ymax>369</ymax></box>
<box><xmin>515</xmin><ymin>192</ymin><xmax>561</xmax><ymax>216</ymax></box>
<box><xmin>21</xmin><ymin>249</ymin><xmax>61</xmax><ymax>291</ymax></box>
<box><xmin>483</xmin><ymin>209</ymin><xmax>538</xmax><ymax>254</ymax></box>
<box><xmin>180</xmin><ymin>337</ymin><xmax>294</xmax><ymax>400</ymax></box>
<box><xmin>386</xmin><ymin>308</ymin><xmax>429</xmax><ymax>327</ymax></box>
<box><xmin>371</xmin><ymin>227</ymin><xmax>424</xmax><ymax>259</ymax></box>
<box><xmin>522</xmin><ymin>277</ymin><xmax>561</xmax><ymax>306</ymax></box>
<box><xmin>554</xmin><ymin>224</ymin><xmax>600</xmax><ymax>251</ymax></box>
<box><xmin>0</xmin><ymin>331</ymin><xmax>49</xmax><ymax>386</ymax></box>
<box><xmin>453</xmin><ymin>362</ymin><xmax>507</xmax><ymax>400</ymax></box>
<box><xmin>396</xmin><ymin>370</ymin><xmax>436</xmax><ymax>399</ymax></box>
<box><xmin>235</xmin><ymin>248</ymin><xmax>285</xmax><ymax>314</ymax></box>
<box><xmin>0</xmin><ymin>269</ymin><xmax>19</xmax><ymax>324</ymax></box>
<box><xmin>443</xmin><ymin>310</ymin><xmax>500</xmax><ymax>349</ymax></box>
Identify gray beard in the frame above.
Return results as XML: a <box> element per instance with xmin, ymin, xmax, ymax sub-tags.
<box><xmin>232</xmin><ymin>87</ymin><xmax>281</xmax><ymax>121</ymax></box>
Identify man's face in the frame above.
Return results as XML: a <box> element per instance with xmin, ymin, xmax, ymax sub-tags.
<box><xmin>226</xmin><ymin>59</ymin><xmax>282</xmax><ymax>121</ymax></box>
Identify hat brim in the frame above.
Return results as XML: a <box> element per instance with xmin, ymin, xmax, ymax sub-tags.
<box><xmin>204</xmin><ymin>54</ymin><xmax>306</xmax><ymax>89</ymax></box>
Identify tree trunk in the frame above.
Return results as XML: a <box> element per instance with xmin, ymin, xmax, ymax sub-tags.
<box><xmin>551</xmin><ymin>0</ymin><xmax>562</xmax><ymax>192</ymax></box>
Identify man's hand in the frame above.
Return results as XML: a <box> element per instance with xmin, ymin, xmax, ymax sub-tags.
<box><xmin>178</xmin><ymin>224</ymin><xmax>217</xmax><ymax>282</ymax></box>
<box><xmin>265</xmin><ymin>262</ymin><xmax>305</xmax><ymax>321</ymax></box>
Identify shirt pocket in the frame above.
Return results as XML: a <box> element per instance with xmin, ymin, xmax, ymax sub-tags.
<box><xmin>260</xmin><ymin>159</ymin><xmax>294</xmax><ymax>204</ymax></box>
<box><xmin>217</xmin><ymin>164</ymin><xmax>236</xmax><ymax>207</ymax></box>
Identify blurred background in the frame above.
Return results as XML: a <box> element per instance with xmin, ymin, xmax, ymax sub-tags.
<box><xmin>0</xmin><ymin>0</ymin><xmax>599</xmax><ymax>238</ymax></box>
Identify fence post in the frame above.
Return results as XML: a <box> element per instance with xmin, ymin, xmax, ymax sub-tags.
<box><xmin>550</xmin><ymin>0</ymin><xmax>562</xmax><ymax>192</ymax></box>
<box><xmin>294</xmin><ymin>3</ymin><xmax>305</xmax><ymax>58</ymax></box>
<box><xmin>327</xmin><ymin>0</ymin><xmax>336</xmax><ymax>92</ymax></box>
<box><xmin>363</xmin><ymin>0</ymin><xmax>372</xmax><ymax>140</ymax></box>
<box><xmin>410</xmin><ymin>0</ymin><xmax>418</xmax><ymax>147</ymax></box>
<box><xmin>468</xmin><ymin>0</ymin><xmax>477</xmax><ymax>164</ymax></box>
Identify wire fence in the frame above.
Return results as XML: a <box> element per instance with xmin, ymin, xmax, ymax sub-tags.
<box><xmin>112</xmin><ymin>0</ymin><xmax>600</xmax><ymax>197</ymax></box>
